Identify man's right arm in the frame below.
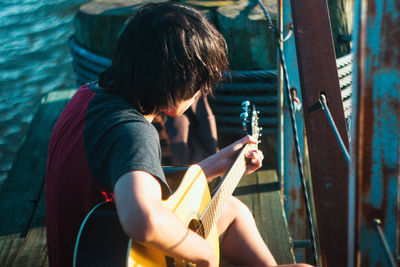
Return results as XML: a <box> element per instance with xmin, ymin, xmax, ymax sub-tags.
<box><xmin>114</xmin><ymin>171</ymin><xmax>217</xmax><ymax>267</ymax></box>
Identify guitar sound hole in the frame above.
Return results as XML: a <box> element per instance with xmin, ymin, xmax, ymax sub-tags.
<box><xmin>166</xmin><ymin>256</ymin><xmax>177</xmax><ymax>267</ymax></box>
<box><xmin>166</xmin><ymin>256</ymin><xmax>197</xmax><ymax>267</ymax></box>
<box><xmin>189</xmin><ymin>219</ymin><xmax>204</xmax><ymax>237</ymax></box>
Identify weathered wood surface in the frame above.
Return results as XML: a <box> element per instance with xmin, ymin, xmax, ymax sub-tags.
<box><xmin>216</xmin><ymin>0</ymin><xmax>277</xmax><ymax>70</ymax></box>
<box><xmin>0</xmin><ymin>89</ymin><xmax>76</xmax><ymax>267</ymax></box>
<box><xmin>349</xmin><ymin>0</ymin><xmax>400</xmax><ymax>266</ymax></box>
<box><xmin>327</xmin><ymin>0</ymin><xmax>353</xmax><ymax>58</ymax></box>
<box><xmin>0</xmin><ymin>193</ymin><xmax>48</xmax><ymax>267</ymax></box>
<box><xmin>235</xmin><ymin>170</ymin><xmax>296</xmax><ymax>264</ymax></box>
<box><xmin>74</xmin><ymin>0</ymin><xmax>164</xmax><ymax>57</ymax></box>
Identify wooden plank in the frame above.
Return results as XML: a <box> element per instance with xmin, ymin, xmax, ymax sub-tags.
<box><xmin>215</xmin><ymin>0</ymin><xmax>278</xmax><ymax>70</ymax></box>
<box><xmin>12</xmin><ymin>188</ymin><xmax>48</xmax><ymax>267</ymax></box>
<box><xmin>0</xmin><ymin>90</ymin><xmax>75</xmax><ymax>266</ymax></box>
<box><xmin>0</xmin><ymin>234</ymin><xmax>24</xmax><ymax>267</ymax></box>
<box><xmin>0</xmin><ymin>89</ymin><xmax>76</xmax><ymax>237</ymax></box>
<box><xmin>12</xmin><ymin>227</ymin><xmax>48</xmax><ymax>267</ymax></box>
<box><xmin>289</xmin><ymin>0</ymin><xmax>350</xmax><ymax>266</ymax></box>
<box><xmin>349</xmin><ymin>0</ymin><xmax>400</xmax><ymax>266</ymax></box>
<box><xmin>0</xmin><ymin>201</ymin><xmax>36</xmax><ymax>237</ymax></box>
<box><xmin>235</xmin><ymin>170</ymin><xmax>295</xmax><ymax>264</ymax></box>
<box><xmin>326</xmin><ymin>0</ymin><xmax>353</xmax><ymax>58</ymax></box>
<box><xmin>0</xmin><ymin>89</ymin><xmax>76</xmax><ymax>202</ymax></box>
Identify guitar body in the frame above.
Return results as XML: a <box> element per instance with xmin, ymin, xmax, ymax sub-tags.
<box><xmin>74</xmin><ymin>165</ymin><xmax>219</xmax><ymax>267</ymax></box>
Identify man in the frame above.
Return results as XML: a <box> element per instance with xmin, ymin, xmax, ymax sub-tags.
<box><xmin>46</xmin><ymin>2</ymin><xmax>312</xmax><ymax>266</ymax></box>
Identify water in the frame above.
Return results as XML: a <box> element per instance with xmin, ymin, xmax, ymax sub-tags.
<box><xmin>0</xmin><ymin>0</ymin><xmax>90</xmax><ymax>183</ymax></box>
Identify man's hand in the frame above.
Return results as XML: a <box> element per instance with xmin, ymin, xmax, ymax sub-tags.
<box><xmin>198</xmin><ymin>135</ymin><xmax>264</xmax><ymax>180</ymax></box>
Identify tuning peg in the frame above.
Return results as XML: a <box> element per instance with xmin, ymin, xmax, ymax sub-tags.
<box><xmin>241</xmin><ymin>101</ymin><xmax>250</xmax><ymax>110</ymax></box>
<box><xmin>240</xmin><ymin>112</ymin><xmax>248</xmax><ymax>120</ymax></box>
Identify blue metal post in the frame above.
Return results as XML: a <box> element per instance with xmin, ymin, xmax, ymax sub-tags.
<box><xmin>278</xmin><ymin>0</ymin><xmax>307</xmax><ymax>260</ymax></box>
<box><xmin>349</xmin><ymin>0</ymin><xmax>400</xmax><ymax>266</ymax></box>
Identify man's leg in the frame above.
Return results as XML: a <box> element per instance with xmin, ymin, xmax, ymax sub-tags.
<box><xmin>217</xmin><ymin>196</ymin><xmax>313</xmax><ymax>267</ymax></box>
<box><xmin>217</xmin><ymin>196</ymin><xmax>276</xmax><ymax>266</ymax></box>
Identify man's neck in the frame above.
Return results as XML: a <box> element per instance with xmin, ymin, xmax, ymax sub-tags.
<box><xmin>144</xmin><ymin>114</ymin><xmax>155</xmax><ymax>123</ymax></box>
<box><xmin>95</xmin><ymin>82</ymin><xmax>156</xmax><ymax>123</ymax></box>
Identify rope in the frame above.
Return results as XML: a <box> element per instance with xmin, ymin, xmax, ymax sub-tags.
<box><xmin>214</xmin><ymin>115</ymin><xmax>277</xmax><ymax>125</ymax></box>
<box><xmin>70</xmin><ymin>36</ymin><xmax>279</xmax><ymax>85</ymax></box>
<box><xmin>71</xmin><ymin>61</ymin><xmax>99</xmax><ymax>82</ymax></box>
<box><xmin>212</xmin><ymin>95</ymin><xmax>277</xmax><ymax>104</ymax></box>
<box><xmin>336</xmin><ymin>53</ymin><xmax>353</xmax><ymax>69</ymax></box>
<box><xmin>224</xmin><ymin>70</ymin><xmax>277</xmax><ymax>82</ymax></box>
<box><xmin>343</xmin><ymin>100</ymin><xmax>352</xmax><ymax>118</ymax></box>
<box><xmin>338</xmin><ymin>64</ymin><xmax>353</xmax><ymax>79</ymax></box>
<box><xmin>341</xmin><ymin>85</ymin><xmax>353</xmax><ymax>101</ymax></box>
<box><xmin>214</xmin><ymin>83</ymin><xmax>277</xmax><ymax>93</ymax></box>
<box><xmin>256</xmin><ymin>0</ymin><xmax>319</xmax><ymax>265</ymax></box>
<box><xmin>69</xmin><ymin>37</ymin><xmax>111</xmax><ymax>69</ymax></box>
<box><xmin>374</xmin><ymin>219</ymin><xmax>397</xmax><ymax>267</ymax></box>
<box><xmin>211</xmin><ymin>105</ymin><xmax>277</xmax><ymax>115</ymax></box>
<box><xmin>218</xmin><ymin>126</ymin><xmax>276</xmax><ymax>135</ymax></box>
<box><xmin>319</xmin><ymin>95</ymin><xmax>351</xmax><ymax>165</ymax></box>
<box><xmin>337</xmin><ymin>54</ymin><xmax>353</xmax><ymax>125</ymax></box>
<box><xmin>72</xmin><ymin>52</ymin><xmax>109</xmax><ymax>75</ymax></box>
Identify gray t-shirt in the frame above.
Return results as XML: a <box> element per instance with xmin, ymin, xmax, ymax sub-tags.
<box><xmin>84</xmin><ymin>83</ymin><xmax>171</xmax><ymax>198</ymax></box>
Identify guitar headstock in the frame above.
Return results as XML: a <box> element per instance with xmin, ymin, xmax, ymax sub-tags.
<box><xmin>240</xmin><ymin>101</ymin><xmax>261</xmax><ymax>142</ymax></box>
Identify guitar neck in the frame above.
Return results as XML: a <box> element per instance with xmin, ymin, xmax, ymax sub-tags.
<box><xmin>200</xmin><ymin>142</ymin><xmax>256</xmax><ymax>237</ymax></box>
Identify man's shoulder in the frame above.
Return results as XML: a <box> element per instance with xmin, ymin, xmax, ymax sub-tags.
<box><xmin>84</xmin><ymin>88</ymin><xmax>157</xmax><ymax>146</ymax></box>
<box><xmin>85</xmin><ymin>87</ymin><xmax>149</xmax><ymax>129</ymax></box>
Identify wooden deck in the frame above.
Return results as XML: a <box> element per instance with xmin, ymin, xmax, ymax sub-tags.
<box><xmin>0</xmin><ymin>89</ymin><xmax>76</xmax><ymax>266</ymax></box>
<box><xmin>0</xmin><ymin>89</ymin><xmax>295</xmax><ymax>266</ymax></box>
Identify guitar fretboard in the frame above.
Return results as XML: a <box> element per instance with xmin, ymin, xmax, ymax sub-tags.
<box><xmin>199</xmin><ymin>142</ymin><xmax>256</xmax><ymax>237</ymax></box>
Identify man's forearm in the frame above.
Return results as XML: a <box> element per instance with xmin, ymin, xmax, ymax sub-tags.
<box><xmin>135</xmin><ymin>204</ymin><xmax>217</xmax><ymax>266</ymax></box>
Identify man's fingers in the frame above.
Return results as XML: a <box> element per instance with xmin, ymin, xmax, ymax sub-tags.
<box><xmin>246</xmin><ymin>150</ymin><xmax>264</xmax><ymax>161</ymax></box>
<box><xmin>245</xmin><ymin>150</ymin><xmax>263</xmax><ymax>170</ymax></box>
<box><xmin>227</xmin><ymin>135</ymin><xmax>259</xmax><ymax>153</ymax></box>
<box><xmin>235</xmin><ymin>135</ymin><xmax>258</xmax><ymax>146</ymax></box>
<box><xmin>244</xmin><ymin>135</ymin><xmax>258</xmax><ymax>144</ymax></box>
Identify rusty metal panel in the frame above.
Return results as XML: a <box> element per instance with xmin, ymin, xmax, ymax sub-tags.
<box><xmin>289</xmin><ymin>0</ymin><xmax>350</xmax><ymax>266</ymax></box>
<box><xmin>349</xmin><ymin>0</ymin><xmax>400</xmax><ymax>266</ymax></box>
<box><xmin>278</xmin><ymin>0</ymin><xmax>307</xmax><ymax>257</ymax></box>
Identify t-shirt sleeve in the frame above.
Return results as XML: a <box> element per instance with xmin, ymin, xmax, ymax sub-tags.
<box><xmin>85</xmin><ymin>120</ymin><xmax>170</xmax><ymax>198</ymax></box>
<box><xmin>108</xmin><ymin>123</ymin><xmax>166</xmax><ymax>187</ymax></box>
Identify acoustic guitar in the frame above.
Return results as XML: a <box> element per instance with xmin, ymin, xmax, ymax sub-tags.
<box><xmin>73</xmin><ymin>101</ymin><xmax>260</xmax><ymax>267</ymax></box>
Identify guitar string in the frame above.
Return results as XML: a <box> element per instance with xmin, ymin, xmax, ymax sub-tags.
<box><xmin>193</xmin><ymin>110</ymin><xmax>259</xmax><ymax>241</ymax></box>
<box><xmin>195</xmin><ymin>144</ymin><xmax>257</xmax><ymax>237</ymax></box>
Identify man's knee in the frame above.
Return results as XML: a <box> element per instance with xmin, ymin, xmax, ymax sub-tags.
<box><xmin>226</xmin><ymin>196</ymin><xmax>253</xmax><ymax>220</ymax></box>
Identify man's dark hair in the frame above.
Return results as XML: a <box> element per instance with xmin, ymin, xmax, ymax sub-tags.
<box><xmin>99</xmin><ymin>1</ymin><xmax>229</xmax><ymax>115</ymax></box>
